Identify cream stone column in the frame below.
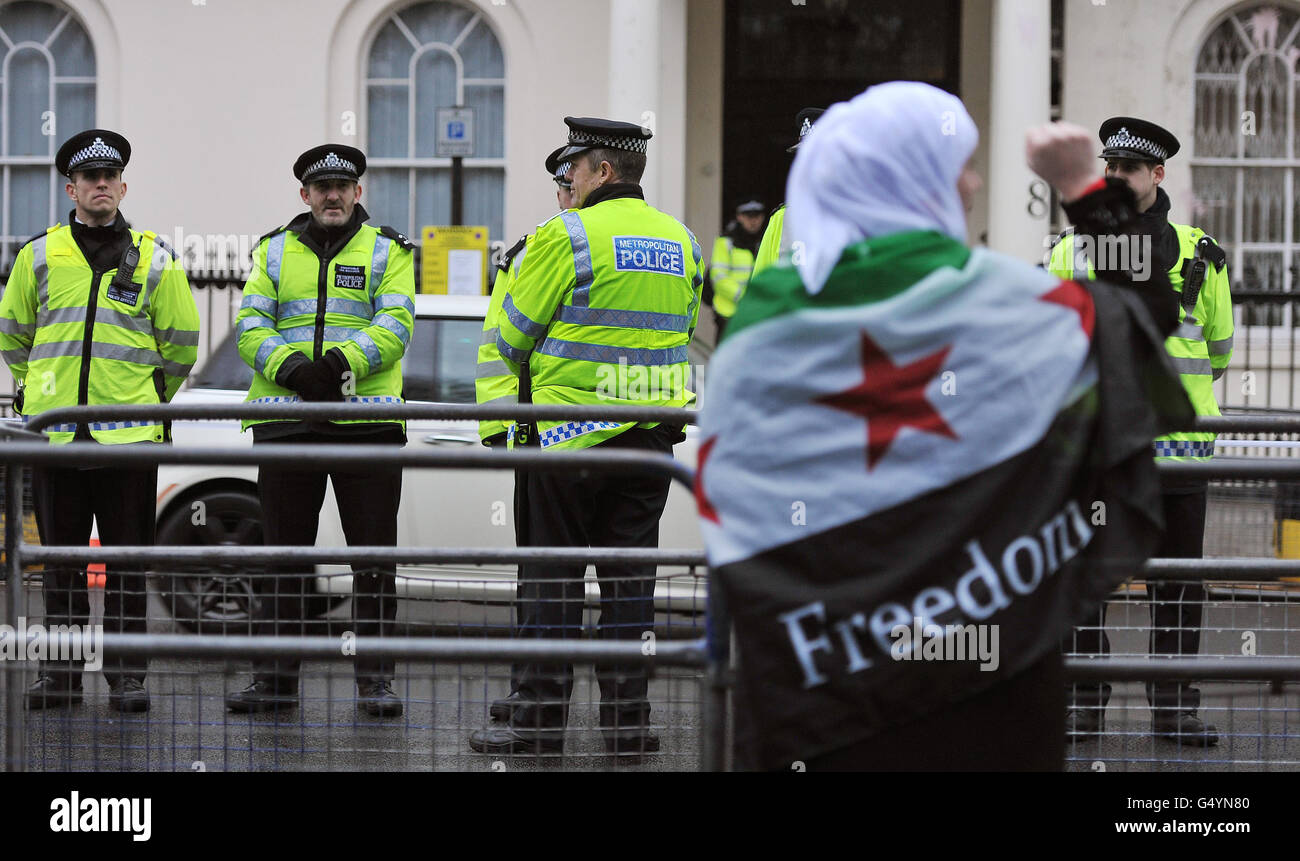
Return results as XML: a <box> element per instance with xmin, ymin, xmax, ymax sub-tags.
<box><xmin>986</xmin><ymin>0</ymin><xmax>1052</xmax><ymax>261</ymax></box>
<box><xmin>608</xmin><ymin>0</ymin><xmax>687</xmax><ymax>215</ymax></box>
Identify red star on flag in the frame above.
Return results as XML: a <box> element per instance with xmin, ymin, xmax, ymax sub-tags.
<box><xmin>695</xmin><ymin>435</ymin><xmax>721</xmax><ymax>524</ymax></box>
<box><xmin>1039</xmin><ymin>280</ymin><xmax>1095</xmax><ymax>338</ymax></box>
<box><xmin>815</xmin><ymin>331</ymin><xmax>957</xmax><ymax>470</ymax></box>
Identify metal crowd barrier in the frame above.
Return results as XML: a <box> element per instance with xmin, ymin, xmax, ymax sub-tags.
<box><xmin>2</xmin><ymin>403</ymin><xmax>722</xmax><ymax>772</ymax></box>
<box><xmin>5</xmin><ymin>409</ymin><xmax>1300</xmax><ymax>770</ymax></box>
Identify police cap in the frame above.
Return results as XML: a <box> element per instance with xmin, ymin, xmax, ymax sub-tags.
<box><xmin>1098</xmin><ymin>117</ymin><xmax>1180</xmax><ymax>163</ymax></box>
<box><xmin>294</xmin><ymin>144</ymin><xmax>366</xmax><ymax>184</ymax></box>
<box><xmin>736</xmin><ymin>198</ymin><xmax>765</xmax><ymax>214</ymax></box>
<box><xmin>56</xmin><ymin>129</ymin><xmax>130</xmax><ymax>177</ymax></box>
<box><xmin>545</xmin><ymin>145</ymin><xmax>573</xmax><ymax>186</ymax></box>
<box><xmin>554</xmin><ymin>117</ymin><xmax>652</xmax><ymax>162</ymax></box>
<box><xmin>787</xmin><ymin>108</ymin><xmax>825</xmax><ymax>153</ymax></box>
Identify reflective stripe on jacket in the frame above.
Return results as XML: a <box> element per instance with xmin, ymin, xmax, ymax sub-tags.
<box><xmin>494</xmin><ymin>197</ymin><xmax>702</xmax><ymax>451</ymax></box>
<box><xmin>234</xmin><ymin>221</ymin><xmax>415</xmax><ymax>430</ymax></box>
<box><xmin>0</xmin><ymin>223</ymin><xmax>199</xmax><ymax>444</ymax></box>
<box><xmin>475</xmin><ymin>232</ymin><xmax>534</xmax><ymax>442</ymax></box>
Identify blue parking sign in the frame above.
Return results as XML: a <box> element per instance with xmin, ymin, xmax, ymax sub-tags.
<box><xmin>436</xmin><ymin>107</ymin><xmax>475</xmax><ymax>157</ymax></box>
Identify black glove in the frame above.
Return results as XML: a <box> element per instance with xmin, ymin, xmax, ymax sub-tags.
<box><xmin>1063</xmin><ymin>177</ymin><xmax>1178</xmax><ymax>336</ymax></box>
<box><xmin>482</xmin><ymin>431</ymin><xmax>507</xmax><ymax>448</ymax></box>
<box><xmin>306</xmin><ymin>349</ymin><xmax>348</xmax><ymax>402</ymax></box>
<box><xmin>276</xmin><ymin>351</ymin><xmax>341</xmax><ymax>402</ymax></box>
<box><xmin>13</xmin><ymin>385</ymin><xmax>24</xmax><ymax>416</ymax></box>
<box><xmin>276</xmin><ymin>352</ymin><xmax>312</xmax><ymax>390</ymax></box>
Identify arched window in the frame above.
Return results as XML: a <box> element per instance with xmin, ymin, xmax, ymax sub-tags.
<box><xmin>0</xmin><ymin>0</ymin><xmax>95</xmax><ymax>269</ymax></box>
<box><xmin>1193</xmin><ymin>4</ymin><xmax>1300</xmax><ymax>327</ymax></box>
<box><xmin>365</xmin><ymin>1</ymin><xmax>505</xmax><ymax>243</ymax></box>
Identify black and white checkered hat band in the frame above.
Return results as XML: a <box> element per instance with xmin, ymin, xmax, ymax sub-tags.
<box><xmin>554</xmin><ymin>162</ymin><xmax>572</xmax><ymax>179</ymax></box>
<box><xmin>304</xmin><ymin>152</ymin><xmax>358</xmax><ymax>177</ymax></box>
<box><xmin>68</xmin><ymin>137</ymin><xmax>123</xmax><ymax>170</ymax></box>
<box><xmin>568</xmin><ymin>132</ymin><xmax>648</xmax><ymax>154</ymax></box>
<box><xmin>1104</xmin><ymin>128</ymin><xmax>1168</xmax><ymax>161</ymax></box>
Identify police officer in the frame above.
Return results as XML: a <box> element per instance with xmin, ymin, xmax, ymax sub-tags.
<box><xmin>706</xmin><ymin>198</ymin><xmax>765</xmax><ymax>341</ymax></box>
<box><xmin>752</xmin><ymin>108</ymin><xmax>823</xmax><ymax>277</ymax></box>
<box><xmin>0</xmin><ymin>129</ymin><xmax>200</xmax><ymax>712</ymax></box>
<box><xmin>1049</xmin><ymin>118</ymin><xmax>1233</xmax><ymax>746</ymax></box>
<box><xmin>225</xmin><ymin>144</ymin><xmax>416</xmax><ymax>717</ymax></box>
<box><xmin>468</xmin><ymin>118</ymin><xmax>702</xmax><ymax>756</ymax></box>
<box><xmin>476</xmin><ymin>147</ymin><xmax>578</xmax><ymax>448</ymax></box>
<box><xmin>475</xmin><ymin>147</ymin><xmax>578</xmax><ymax>723</ymax></box>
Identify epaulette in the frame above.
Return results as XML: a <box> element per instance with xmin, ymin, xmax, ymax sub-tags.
<box><xmin>498</xmin><ymin>234</ymin><xmax>527</xmax><ymax>273</ymax></box>
<box><xmin>154</xmin><ymin>236</ymin><xmax>179</xmax><ymax>261</ymax></box>
<box><xmin>137</xmin><ymin>230</ymin><xmax>177</xmax><ymax>262</ymax></box>
<box><xmin>18</xmin><ymin>226</ymin><xmax>57</xmax><ymax>251</ymax></box>
<box><xmin>256</xmin><ymin>225</ymin><xmax>288</xmax><ymax>246</ymax></box>
<box><xmin>536</xmin><ymin>210</ymin><xmax>566</xmax><ymax>230</ymax></box>
<box><xmin>1196</xmin><ymin>234</ymin><xmax>1227</xmax><ymax>271</ymax></box>
<box><xmin>380</xmin><ymin>225</ymin><xmax>416</xmax><ymax>251</ymax></box>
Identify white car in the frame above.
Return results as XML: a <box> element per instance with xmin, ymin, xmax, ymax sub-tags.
<box><xmin>153</xmin><ymin>294</ymin><xmax>708</xmax><ymax>634</ymax></box>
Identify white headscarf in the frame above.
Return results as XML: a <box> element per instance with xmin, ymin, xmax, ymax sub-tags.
<box><xmin>785</xmin><ymin>81</ymin><xmax>979</xmax><ymax>294</ymax></box>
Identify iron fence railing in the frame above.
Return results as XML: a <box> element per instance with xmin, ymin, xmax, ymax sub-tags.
<box><xmin>5</xmin><ymin>407</ymin><xmax>1300</xmax><ymax>770</ymax></box>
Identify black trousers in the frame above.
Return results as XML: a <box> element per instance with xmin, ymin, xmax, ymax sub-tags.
<box><xmin>713</xmin><ymin>311</ymin><xmax>729</xmax><ymax>342</ymax></box>
<box><xmin>253</xmin><ymin>432</ymin><xmax>402</xmax><ymax>683</ymax></box>
<box><xmin>32</xmin><ymin>462</ymin><xmax>157</xmax><ymax>684</ymax></box>
<box><xmin>1066</xmin><ymin>487</ymin><xmax>1208</xmax><ymax>713</ymax></box>
<box><xmin>512</xmin><ymin>427</ymin><xmax>674</xmax><ymax>736</ymax></box>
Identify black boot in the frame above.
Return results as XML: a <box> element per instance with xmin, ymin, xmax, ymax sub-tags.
<box><xmin>357</xmin><ymin>679</ymin><xmax>403</xmax><ymax>717</ymax></box>
<box><xmin>226</xmin><ymin>677</ymin><xmax>298</xmax><ymax>713</ymax></box>
<box><xmin>489</xmin><ymin>690</ymin><xmax>528</xmax><ymax>722</ymax></box>
<box><xmin>1153</xmin><ymin>711</ymin><xmax>1219</xmax><ymax>747</ymax></box>
<box><xmin>24</xmin><ymin>673</ymin><xmax>83</xmax><ymax>710</ymax></box>
<box><xmin>468</xmin><ymin>726</ymin><xmax>565</xmax><ymax>755</ymax></box>
<box><xmin>108</xmin><ymin>677</ymin><xmax>150</xmax><ymax>713</ymax></box>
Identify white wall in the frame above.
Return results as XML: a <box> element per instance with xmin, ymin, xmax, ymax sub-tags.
<box><xmin>0</xmin><ymin>0</ymin><xmax>718</xmax><ymax>392</ymax></box>
<box><xmin>1060</xmin><ymin>0</ymin><xmax>1241</xmax><ymax>226</ymax></box>
<box><xmin>47</xmin><ymin>0</ymin><xmax>704</xmax><ymax>253</ymax></box>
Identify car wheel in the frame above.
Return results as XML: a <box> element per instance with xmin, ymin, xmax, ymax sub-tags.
<box><xmin>151</xmin><ymin>488</ymin><xmax>343</xmax><ymax>633</ymax></box>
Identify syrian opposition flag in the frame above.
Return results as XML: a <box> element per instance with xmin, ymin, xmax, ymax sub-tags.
<box><xmin>697</xmin><ymin>231</ymin><xmax>1185</xmax><ymax>768</ymax></box>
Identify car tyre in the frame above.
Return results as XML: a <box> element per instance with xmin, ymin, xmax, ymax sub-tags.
<box><xmin>151</xmin><ymin>488</ymin><xmax>343</xmax><ymax>634</ymax></box>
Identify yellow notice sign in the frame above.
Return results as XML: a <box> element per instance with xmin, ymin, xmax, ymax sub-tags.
<box><xmin>420</xmin><ymin>226</ymin><xmax>489</xmax><ymax>295</ymax></box>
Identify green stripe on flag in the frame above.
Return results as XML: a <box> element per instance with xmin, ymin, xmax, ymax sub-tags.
<box><xmin>724</xmin><ymin>231</ymin><xmax>972</xmax><ymax>341</ymax></box>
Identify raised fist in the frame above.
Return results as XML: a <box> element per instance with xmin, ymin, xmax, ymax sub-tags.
<box><xmin>1026</xmin><ymin>122</ymin><xmax>1099</xmax><ymax>203</ymax></box>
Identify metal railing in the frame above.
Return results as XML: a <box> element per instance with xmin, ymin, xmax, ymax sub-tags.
<box><xmin>2</xmin><ymin>403</ymin><xmax>718</xmax><ymax>772</ymax></box>
<box><xmin>6</xmin><ymin>408</ymin><xmax>1300</xmax><ymax>769</ymax></box>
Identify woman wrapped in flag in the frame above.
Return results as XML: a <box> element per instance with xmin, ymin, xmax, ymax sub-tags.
<box><xmin>696</xmin><ymin>81</ymin><xmax>1193</xmax><ymax>771</ymax></box>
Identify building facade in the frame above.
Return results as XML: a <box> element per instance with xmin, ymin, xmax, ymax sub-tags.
<box><xmin>0</xmin><ymin>0</ymin><xmax>1295</xmax><ymax>408</ymax></box>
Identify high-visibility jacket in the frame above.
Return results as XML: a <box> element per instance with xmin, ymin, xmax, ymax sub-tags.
<box><xmin>708</xmin><ymin>235</ymin><xmax>756</xmax><ymax>318</ymax></box>
<box><xmin>0</xmin><ymin>221</ymin><xmax>199</xmax><ymax>444</ymax></box>
<box><xmin>475</xmin><ymin>229</ymin><xmax>537</xmax><ymax>443</ymax></box>
<box><xmin>494</xmin><ymin>195</ymin><xmax>702</xmax><ymax>450</ymax></box>
<box><xmin>751</xmin><ymin>205</ymin><xmax>785</xmax><ymax>278</ymax></box>
<box><xmin>1048</xmin><ymin>221</ymin><xmax>1233</xmax><ymax>461</ymax></box>
<box><xmin>235</xmin><ymin>216</ymin><xmax>416</xmax><ymax>431</ymax></box>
